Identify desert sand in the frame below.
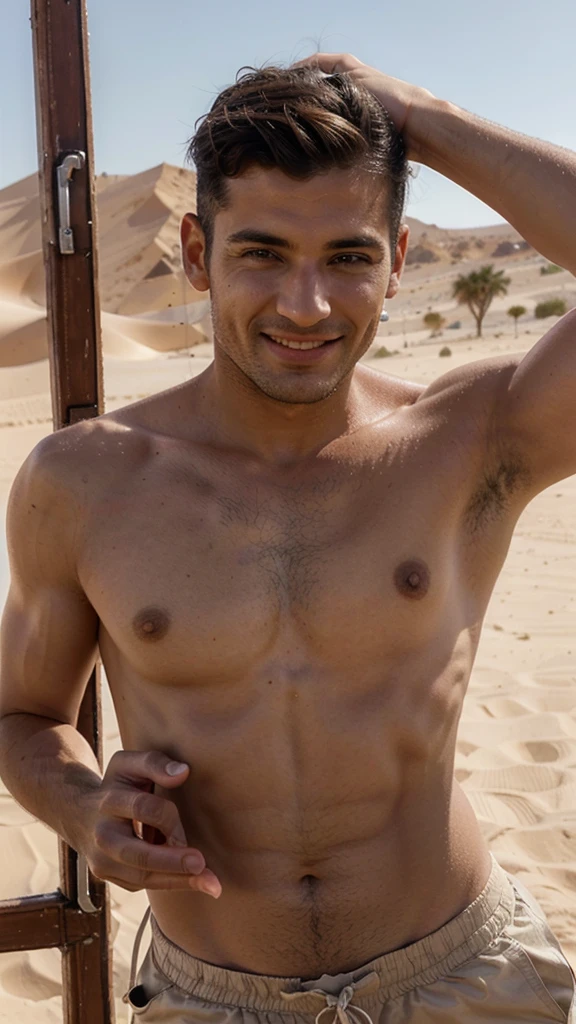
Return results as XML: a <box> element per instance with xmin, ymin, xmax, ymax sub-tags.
<box><xmin>0</xmin><ymin>166</ymin><xmax>575</xmax><ymax>1021</ymax></box>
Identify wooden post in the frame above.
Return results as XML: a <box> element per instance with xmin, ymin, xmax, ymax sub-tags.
<box><xmin>28</xmin><ymin>1</ymin><xmax>113</xmax><ymax>1021</ymax></box>
<box><xmin>31</xmin><ymin>0</ymin><xmax>104</xmax><ymax>429</ymax></box>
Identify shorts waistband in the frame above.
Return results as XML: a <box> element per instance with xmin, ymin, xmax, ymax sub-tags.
<box><xmin>145</xmin><ymin>852</ymin><xmax>516</xmax><ymax>1011</ymax></box>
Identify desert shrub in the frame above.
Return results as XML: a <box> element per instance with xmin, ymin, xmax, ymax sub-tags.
<box><xmin>439</xmin><ymin>346</ymin><xmax>452</xmax><ymax>357</ymax></box>
<box><xmin>423</xmin><ymin>312</ymin><xmax>445</xmax><ymax>333</ymax></box>
<box><xmin>405</xmin><ymin>245</ymin><xmax>440</xmax><ymax>266</ymax></box>
<box><xmin>540</xmin><ymin>263</ymin><xmax>563</xmax><ymax>275</ymax></box>
<box><xmin>449</xmin><ymin>240</ymin><xmax>469</xmax><ymax>259</ymax></box>
<box><xmin>491</xmin><ymin>241</ymin><xmax>516</xmax><ymax>257</ymax></box>
<box><xmin>534</xmin><ymin>298</ymin><xmax>568</xmax><ymax>318</ymax></box>
<box><xmin>374</xmin><ymin>345</ymin><xmax>393</xmax><ymax>357</ymax></box>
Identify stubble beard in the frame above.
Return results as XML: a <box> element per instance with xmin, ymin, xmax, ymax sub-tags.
<box><xmin>211</xmin><ymin>309</ymin><xmax>378</xmax><ymax>407</ymax></box>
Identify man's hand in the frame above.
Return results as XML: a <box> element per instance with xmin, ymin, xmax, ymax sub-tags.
<box><xmin>83</xmin><ymin>750</ymin><xmax>222</xmax><ymax>897</ymax></box>
<box><xmin>297</xmin><ymin>51</ymin><xmax>576</xmax><ymax>278</ymax></box>
<box><xmin>295</xmin><ymin>52</ymin><xmax>434</xmax><ymax>159</ymax></box>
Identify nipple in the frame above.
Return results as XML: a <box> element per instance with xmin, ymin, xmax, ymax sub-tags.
<box><xmin>393</xmin><ymin>559</ymin><xmax>430</xmax><ymax>600</ymax></box>
<box><xmin>132</xmin><ymin>606</ymin><xmax>171</xmax><ymax>642</ymax></box>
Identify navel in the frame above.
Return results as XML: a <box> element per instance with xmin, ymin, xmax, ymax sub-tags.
<box><xmin>132</xmin><ymin>606</ymin><xmax>171</xmax><ymax>642</ymax></box>
<box><xmin>299</xmin><ymin>874</ymin><xmax>320</xmax><ymax>895</ymax></box>
<box><xmin>393</xmin><ymin>559</ymin><xmax>431</xmax><ymax>600</ymax></box>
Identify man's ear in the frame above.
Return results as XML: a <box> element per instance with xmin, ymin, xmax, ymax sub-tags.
<box><xmin>386</xmin><ymin>223</ymin><xmax>410</xmax><ymax>299</ymax></box>
<box><xmin>181</xmin><ymin>213</ymin><xmax>210</xmax><ymax>292</ymax></box>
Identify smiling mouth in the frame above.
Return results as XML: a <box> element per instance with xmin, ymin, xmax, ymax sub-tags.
<box><xmin>262</xmin><ymin>333</ymin><xmax>342</xmax><ymax>350</ymax></box>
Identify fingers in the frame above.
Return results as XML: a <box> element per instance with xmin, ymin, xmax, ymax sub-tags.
<box><xmin>108</xmin><ymin>830</ymin><xmax>205</xmax><ymax>875</ymax></box>
<box><xmin>101</xmin><ymin>787</ymin><xmax>187</xmax><ymax>847</ymax></box>
<box><xmin>105</xmin><ymin>868</ymin><xmax>221</xmax><ymax>894</ymax></box>
<box><xmin>105</xmin><ymin>749</ymin><xmax>190</xmax><ymax>791</ymax></box>
<box><xmin>93</xmin><ymin>750</ymin><xmax>223</xmax><ymax>896</ymax></box>
<box><xmin>292</xmin><ymin>52</ymin><xmax>362</xmax><ymax>74</ymax></box>
<box><xmin>92</xmin><ymin>821</ymin><xmax>222</xmax><ymax>896</ymax></box>
<box><xmin>99</xmin><ymin>860</ymin><xmax>221</xmax><ymax>894</ymax></box>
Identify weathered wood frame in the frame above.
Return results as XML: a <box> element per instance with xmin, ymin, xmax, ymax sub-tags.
<box><xmin>0</xmin><ymin>1</ymin><xmax>114</xmax><ymax>1020</ymax></box>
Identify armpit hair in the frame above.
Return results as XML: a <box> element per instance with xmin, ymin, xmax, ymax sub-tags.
<box><xmin>464</xmin><ymin>450</ymin><xmax>531</xmax><ymax>533</ymax></box>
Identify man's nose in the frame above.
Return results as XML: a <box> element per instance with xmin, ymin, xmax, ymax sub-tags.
<box><xmin>275</xmin><ymin>265</ymin><xmax>331</xmax><ymax>325</ymax></box>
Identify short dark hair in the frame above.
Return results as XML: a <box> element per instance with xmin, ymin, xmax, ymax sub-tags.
<box><xmin>185</xmin><ymin>64</ymin><xmax>408</xmax><ymax>259</ymax></box>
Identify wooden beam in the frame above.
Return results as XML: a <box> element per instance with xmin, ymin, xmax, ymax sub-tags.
<box><xmin>29</xmin><ymin>1</ymin><xmax>113</xmax><ymax>1021</ymax></box>
<box><xmin>0</xmin><ymin>893</ymin><xmax>101</xmax><ymax>952</ymax></box>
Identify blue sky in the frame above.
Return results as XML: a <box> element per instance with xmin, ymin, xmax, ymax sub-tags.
<box><xmin>1</xmin><ymin>0</ymin><xmax>574</xmax><ymax>228</ymax></box>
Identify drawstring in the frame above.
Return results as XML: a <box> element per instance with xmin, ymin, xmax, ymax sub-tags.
<box><xmin>314</xmin><ymin>985</ymin><xmax>375</xmax><ymax>1024</ymax></box>
<box><xmin>123</xmin><ymin>904</ymin><xmax>152</xmax><ymax>1018</ymax></box>
<box><xmin>122</xmin><ymin>909</ymin><xmax>376</xmax><ymax>1024</ymax></box>
<box><xmin>280</xmin><ymin>970</ymin><xmax>379</xmax><ymax>1024</ymax></box>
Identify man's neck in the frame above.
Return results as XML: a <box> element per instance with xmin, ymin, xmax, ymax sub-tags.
<box><xmin>193</xmin><ymin>358</ymin><xmax>367</xmax><ymax>467</ymax></box>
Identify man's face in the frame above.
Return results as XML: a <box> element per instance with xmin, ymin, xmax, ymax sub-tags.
<box><xmin>183</xmin><ymin>165</ymin><xmax>408</xmax><ymax>405</ymax></box>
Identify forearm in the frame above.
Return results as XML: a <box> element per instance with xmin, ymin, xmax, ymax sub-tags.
<box><xmin>409</xmin><ymin>95</ymin><xmax>576</xmax><ymax>275</ymax></box>
<box><xmin>0</xmin><ymin>712</ymin><xmax>102</xmax><ymax>853</ymax></box>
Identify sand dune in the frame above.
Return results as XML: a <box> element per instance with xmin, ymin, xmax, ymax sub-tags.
<box><xmin>0</xmin><ymin>165</ymin><xmax>212</xmax><ymax>368</ymax></box>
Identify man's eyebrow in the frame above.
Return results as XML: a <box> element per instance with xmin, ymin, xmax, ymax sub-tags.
<box><xmin>225</xmin><ymin>229</ymin><xmax>294</xmax><ymax>249</ymax></box>
<box><xmin>226</xmin><ymin>229</ymin><xmax>386</xmax><ymax>255</ymax></box>
<box><xmin>323</xmin><ymin>235</ymin><xmax>385</xmax><ymax>254</ymax></box>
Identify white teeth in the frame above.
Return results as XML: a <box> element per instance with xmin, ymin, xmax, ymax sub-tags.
<box><xmin>268</xmin><ymin>334</ymin><xmax>328</xmax><ymax>350</ymax></box>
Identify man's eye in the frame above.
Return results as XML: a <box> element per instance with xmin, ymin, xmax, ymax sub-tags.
<box><xmin>242</xmin><ymin>249</ymin><xmax>279</xmax><ymax>260</ymax></box>
<box><xmin>332</xmin><ymin>254</ymin><xmax>370</xmax><ymax>265</ymax></box>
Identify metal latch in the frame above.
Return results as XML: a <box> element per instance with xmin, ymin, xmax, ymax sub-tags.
<box><xmin>56</xmin><ymin>151</ymin><xmax>85</xmax><ymax>254</ymax></box>
<box><xmin>76</xmin><ymin>854</ymin><xmax>99</xmax><ymax>914</ymax></box>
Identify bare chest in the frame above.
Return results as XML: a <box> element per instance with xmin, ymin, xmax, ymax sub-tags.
<box><xmin>79</xmin><ymin>437</ymin><xmax>492</xmax><ymax>687</ymax></box>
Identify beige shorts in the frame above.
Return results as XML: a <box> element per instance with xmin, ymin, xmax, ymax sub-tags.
<box><xmin>125</xmin><ymin>853</ymin><xmax>576</xmax><ymax>1023</ymax></box>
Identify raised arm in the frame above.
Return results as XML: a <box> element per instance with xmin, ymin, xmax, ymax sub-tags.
<box><xmin>298</xmin><ymin>53</ymin><xmax>576</xmax><ymax>493</ymax></box>
<box><xmin>298</xmin><ymin>52</ymin><xmax>576</xmax><ymax>275</ymax></box>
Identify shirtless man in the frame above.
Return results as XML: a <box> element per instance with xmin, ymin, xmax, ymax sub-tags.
<box><xmin>1</xmin><ymin>54</ymin><xmax>575</xmax><ymax>1023</ymax></box>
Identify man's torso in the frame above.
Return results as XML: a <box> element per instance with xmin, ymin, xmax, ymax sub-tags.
<box><xmin>69</xmin><ymin>361</ymin><xmax>528</xmax><ymax>976</ymax></box>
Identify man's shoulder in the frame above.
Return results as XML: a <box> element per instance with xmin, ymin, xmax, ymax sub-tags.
<box><xmin>12</xmin><ymin>409</ymin><xmax>155</xmax><ymax>514</ymax></box>
<box><xmin>362</xmin><ymin>352</ymin><xmax>523</xmax><ymax>420</ymax></box>
<box><xmin>414</xmin><ymin>352</ymin><xmax>522</xmax><ymax>414</ymax></box>
<box><xmin>359</xmin><ymin>363</ymin><xmax>425</xmax><ymax>412</ymax></box>
<box><xmin>17</xmin><ymin>376</ymin><xmax>206</xmax><ymax>510</ymax></box>
<box><xmin>34</xmin><ymin>414</ymin><xmax>145</xmax><ymax>473</ymax></box>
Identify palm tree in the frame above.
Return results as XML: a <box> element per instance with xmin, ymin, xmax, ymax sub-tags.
<box><xmin>452</xmin><ymin>265</ymin><xmax>511</xmax><ymax>338</ymax></box>
<box><xmin>507</xmin><ymin>305</ymin><xmax>527</xmax><ymax>338</ymax></box>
